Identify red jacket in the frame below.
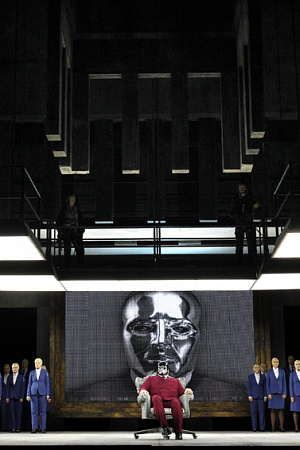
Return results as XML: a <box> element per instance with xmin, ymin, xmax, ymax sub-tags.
<box><xmin>140</xmin><ymin>375</ymin><xmax>185</xmax><ymax>401</ymax></box>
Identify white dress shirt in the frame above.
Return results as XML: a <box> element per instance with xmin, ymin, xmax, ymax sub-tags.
<box><xmin>273</xmin><ymin>367</ymin><xmax>279</xmax><ymax>379</ymax></box>
<box><xmin>36</xmin><ymin>368</ymin><xmax>41</xmax><ymax>380</ymax></box>
<box><xmin>297</xmin><ymin>370</ymin><xmax>300</xmax><ymax>382</ymax></box>
<box><xmin>13</xmin><ymin>373</ymin><xmax>18</xmax><ymax>385</ymax></box>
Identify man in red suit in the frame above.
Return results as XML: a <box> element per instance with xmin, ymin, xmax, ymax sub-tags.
<box><xmin>138</xmin><ymin>361</ymin><xmax>193</xmax><ymax>440</ymax></box>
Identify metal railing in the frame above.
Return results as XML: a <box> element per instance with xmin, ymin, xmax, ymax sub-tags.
<box><xmin>2</xmin><ymin>164</ymin><xmax>299</xmax><ymax>266</ymax></box>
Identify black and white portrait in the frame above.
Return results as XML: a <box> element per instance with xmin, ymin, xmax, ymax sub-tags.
<box><xmin>65</xmin><ymin>291</ymin><xmax>254</xmax><ymax>403</ymax></box>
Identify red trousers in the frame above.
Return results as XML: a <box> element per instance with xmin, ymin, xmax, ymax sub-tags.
<box><xmin>152</xmin><ymin>395</ymin><xmax>183</xmax><ymax>433</ymax></box>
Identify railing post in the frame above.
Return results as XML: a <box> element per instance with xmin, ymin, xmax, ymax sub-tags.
<box><xmin>46</xmin><ymin>222</ymin><xmax>51</xmax><ymax>261</ymax></box>
<box><xmin>20</xmin><ymin>166</ymin><xmax>25</xmax><ymax>220</ymax></box>
<box><xmin>262</xmin><ymin>219</ymin><xmax>269</xmax><ymax>259</ymax></box>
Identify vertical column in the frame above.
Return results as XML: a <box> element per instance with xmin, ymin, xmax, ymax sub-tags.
<box><xmin>198</xmin><ymin>119</ymin><xmax>218</xmax><ymax>220</ymax></box>
<box><xmin>171</xmin><ymin>72</ymin><xmax>189</xmax><ymax>174</ymax></box>
<box><xmin>50</xmin><ymin>294</ymin><xmax>66</xmax><ymax>409</ymax></box>
<box><xmin>122</xmin><ymin>73</ymin><xmax>140</xmax><ymax>174</ymax></box>
<box><xmin>253</xmin><ymin>292</ymin><xmax>271</xmax><ymax>367</ymax></box>
<box><xmin>59</xmin><ymin>68</ymin><xmax>73</xmax><ymax>173</ymax></box>
<box><xmin>248</xmin><ymin>0</ymin><xmax>265</xmax><ymax>138</ymax></box>
<box><xmin>221</xmin><ymin>69</ymin><xmax>241</xmax><ymax>172</ymax></box>
<box><xmin>243</xmin><ymin>46</ymin><xmax>261</xmax><ymax>155</ymax></box>
<box><xmin>93</xmin><ymin>120</ymin><xmax>114</xmax><ymax>220</ymax></box>
<box><xmin>238</xmin><ymin>65</ymin><xmax>254</xmax><ymax>171</ymax></box>
<box><xmin>0</xmin><ymin>122</ymin><xmax>13</xmax><ymax>219</ymax></box>
<box><xmin>45</xmin><ymin>0</ymin><xmax>62</xmax><ymax>141</ymax></box>
<box><xmin>51</xmin><ymin>47</ymin><xmax>67</xmax><ymax>157</ymax></box>
<box><xmin>71</xmin><ymin>73</ymin><xmax>90</xmax><ymax>173</ymax></box>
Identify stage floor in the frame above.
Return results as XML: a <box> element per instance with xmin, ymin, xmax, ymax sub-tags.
<box><xmin>0</xmin><ymin>430</ymin><xmax>299</xmax><ymax>447</ymax></box>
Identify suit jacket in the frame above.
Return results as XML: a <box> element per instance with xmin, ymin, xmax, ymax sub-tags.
<box><xmin>247</xmin><ymin>373</ymin><xmax>266</xmax><ymax>399</ymax></box>
<box><xmin>289</xmin><ymin>371</ymin><xmax>300</xmax><ymax>398</ymax></box>
<box><xmin>2</xmin><ymin>375</ymin><xmax>9</xmax><ymax>399</ymax></box>
<box><xmin>0</xmin><ymin>374</ymin><xmax>2</xmax><ymax>398</ymax></box>
<box><xmin>266</xmin><ymin>368</ymin><xmax>286</xmax><ymax>396</ymax></box>
<box><xmin>284</xmin><ymin>366</ymin><xmax>294</xmax><ymax>395</ymax></box>
<box><xmin>22</xmin><ymin>368</ymin><xmax>30</xmax><ymax>398</ymax></box>
<box><xmin>6</xmin><ymin>374</ymin><xmax>25</xmax><ymax>400</ymax></box>
<box><xmin>139</xmin><ymin>375</ymin><xmax>185</xmax><ymax>401</ymax></box>
<box><xmin>27</xmin><ymin>369</ymin><xmax>50</xmax><ymax>397</ymax></box>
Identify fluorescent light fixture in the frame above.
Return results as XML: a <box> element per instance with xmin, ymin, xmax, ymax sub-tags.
<box><xmin>60</xmin><ymin>277</ymin><xmax>255</xmax><ymax>292</ymax></box>
<box><xmin>273</xmin><ymin>233</ymin><xmax>300</xmax><ymax>258</ymax></box>
<box><xmin>252</xmin><ymin>273</ymin><xmax>300</xmax><ymax>290</ymax></box>
<box><xmin>272</xmin><ymin>219</ymin><xmax>300</xmax><ymax>258</ymax></box>
<box><xmin>0</xmin><ymin>275</ymin><xmax>65</xmax><ymax>291</ymax></box>
<box><xmin>0</xmin><ymin>236</ymin><xmax>45</xmax><ymax>261</ymax></box>
<box><xmin>0</xmin><ymin>220</ymin><xmax>45</xmax><ymax>261</ymax></box>
<box><xmin>0</xmin><ymin>262</ymin><xmax>65</xmax><ymax>291</ymax></box>
<box><xmin>252</xmin><ymin>258</ymin><xmax>300</xmax><ymax>290</ymax></box>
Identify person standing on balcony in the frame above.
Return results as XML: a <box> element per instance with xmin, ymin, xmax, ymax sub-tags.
<box><xmin>56</xmin><ymin>194</ymin><xmax>85</xmax><ymax>266</ymax></box>
<box><xmin>229</xmin><ymin>182</ymin><xmax>259</xmax><ymax>266</ymax></box>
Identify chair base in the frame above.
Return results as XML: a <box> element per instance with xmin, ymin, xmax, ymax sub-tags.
<box><xmin>134</xmin><ymin>426</ymin><xmax>198</xmax><ymax>439</ymax></box>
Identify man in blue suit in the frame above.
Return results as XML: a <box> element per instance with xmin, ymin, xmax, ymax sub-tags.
<box><xmin>1</xmin><ymin>364</ymin><xmax>11</xmax><ymax>431</ymax></box>
<box><xmin>6</xmin><ymin>363</ymin><xmax>25</xmax><ymax>432</ymax></box>
<box><xmin>247</xmin><ymin>363</ymin><xmax>267</xmax><ymax>431</ymax></box>
<box><xmin>284</xmin><ymin>355</ymin><xmax>294</xmax><ymax>430</ymax></box>
<box><xmin>26</xmin><ymin>358</ymin><xmax>50</xmax><ymax>434</ymax></box>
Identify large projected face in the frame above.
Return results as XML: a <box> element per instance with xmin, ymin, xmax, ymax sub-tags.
<box><xmin>122</xmin><ymin>292</ymin><xmax>200</xmax><ymax>378</ymax></box>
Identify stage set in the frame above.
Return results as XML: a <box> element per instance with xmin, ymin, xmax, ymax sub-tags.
<box><xmin>1</xmin><ymin>0</ymin><xmax>300</xmax><ymax>447</ymax></box>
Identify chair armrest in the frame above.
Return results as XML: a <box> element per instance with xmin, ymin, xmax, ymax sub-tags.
<box><xmin>137</xmin><ymin>393</ymin><xmax>151</xmax><ymax>419</ymax></box>
<box><xmin>179</xmin><ymin>393</ymin><xmax>194</xmax><ymax>418</ymax></box>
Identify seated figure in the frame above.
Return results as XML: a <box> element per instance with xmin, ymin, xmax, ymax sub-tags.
<box><xmin>137</xmin><ymin>361</ymin><xmax>195</xmax><ymax>440</ymax></box>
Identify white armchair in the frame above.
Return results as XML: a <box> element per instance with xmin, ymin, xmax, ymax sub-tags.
<box><xmin>134</xmin><ymin>375</ymin><xmax>197</xmax><ymax>439</ymax></box>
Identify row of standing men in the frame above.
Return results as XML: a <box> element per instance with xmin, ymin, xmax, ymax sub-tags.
<box><xmin>0</xmin><ymin>358</ymin><xmax>51</xmax><ymax>433</ymax></box>
<box><xmin>248</xmin><ymin>356</ymin><xmax>300</xmax><ymax>432</ymax></box>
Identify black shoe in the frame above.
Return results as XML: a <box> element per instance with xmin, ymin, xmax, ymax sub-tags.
<box><xmin>162</xmin><ymin>426</ymin><xmax>170</xmax><ymax>439</ymax></box>
<box><xmin>31</xmin><ymin>430</ymin><xmax>37</xmax><ymax>434</ymax></box>
<box><xmin>176</xmin><ymin>432</ymin><xmax>183</xmax><ymax>440</ymax></box>
<box><xmin>252</xmin><ymin>429</ymin><xmax>257</xmax><ymax>432</ymax></box>
<box><xmin>10</xmin><ymin>429</ymin><xmax>15</xmax><ymax>433</ymax></box>
<box><xmin>16</xmin><ymin>430</ymin><xmax>20</xmax><ymax>433</ymax></box>
<box><xmin>41</xmin><ymin>429</ymin><xmax>46</xmax><ymax>434</ymax></box>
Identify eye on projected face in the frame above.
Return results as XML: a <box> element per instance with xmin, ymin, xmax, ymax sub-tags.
<box><xmin>122</xmin><ymin>292</ymin><xmax>200</xmax><ymax>377</ymax></box>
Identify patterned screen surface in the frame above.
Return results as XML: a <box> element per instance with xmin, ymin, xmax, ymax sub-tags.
<box><xmin>65</xmin><ymin>291</ymin><xmax>254</xmax><ymax>403</ymax></box>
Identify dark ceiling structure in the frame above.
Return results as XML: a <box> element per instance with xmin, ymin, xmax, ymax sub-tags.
<box><xmin>0</xmin><ymin>0</ymin><xmax>299</xmax><ymax>281</ymax></box>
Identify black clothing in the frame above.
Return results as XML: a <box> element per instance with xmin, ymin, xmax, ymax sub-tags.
<box><xmin>229</xmin><ymin>192</ymin><xmax>257</xmax><ymax>264</ymax></box>
<box><xmin>56</xmin><ymin>202</ymin><xmax>84</xmax><ymax>263</ymax></box>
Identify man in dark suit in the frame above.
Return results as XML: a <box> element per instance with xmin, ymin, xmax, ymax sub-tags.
<box><xmin>26</xmin><ymin>358</ymin><xmax>50</xmax><ymax>434</ymax></box>
<box><xmin>1</xmin><ymin>364</ymin><xmax>11</xmax><ymax>431</ymax></box>
<box><xmin>247</xmin><ymin>363</ymin><xmax>267</xmax><ymax>431</ymax></box>
<box><xmin>284</xmin><ymin>355</ymin><xmax>295</xmax><ymax>430</ymax></box>
<box><xmin>20</xmin><ymin>358</ymin><xmax>31</xmax><ymax>431</ymax></box>
<box><xmin>138</xmin><ymin>361</ymin><xmax>193</xmax><ymax>440</ymax></box>
<box><xmin>6</xmin><ymin>363</ymin><xmax>25</xmax><ymax>432</ymax></box>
